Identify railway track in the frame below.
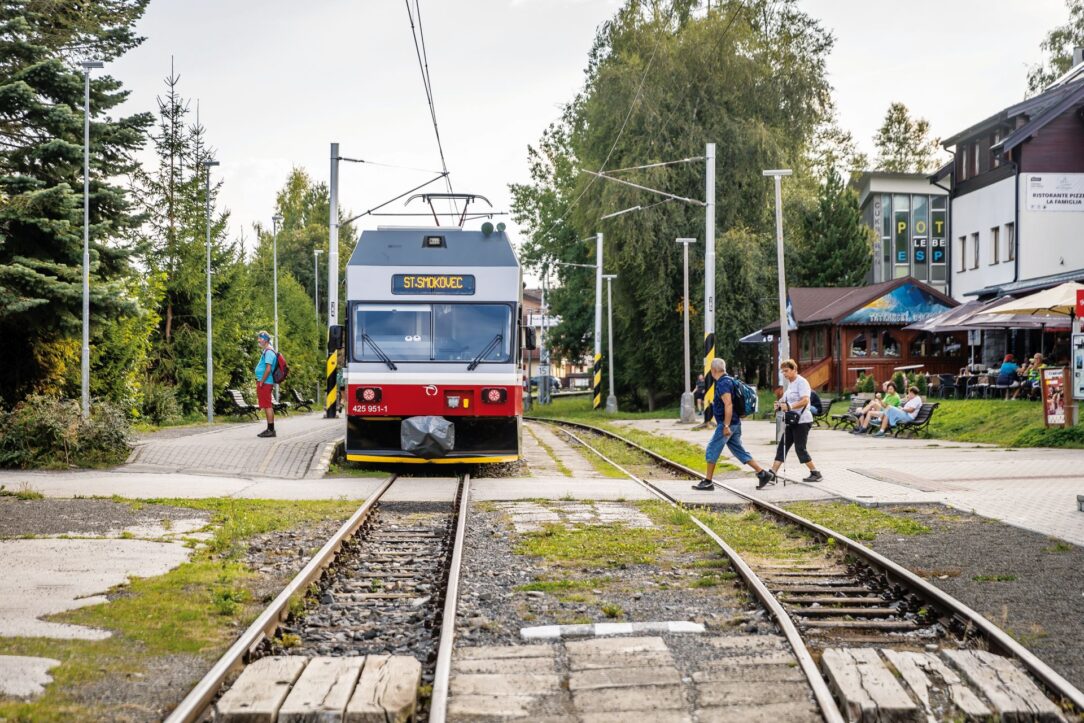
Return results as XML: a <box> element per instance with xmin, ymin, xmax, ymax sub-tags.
<box><xmin>164</xmin><ymin>472</ymin><xmax>470</xmax><ymax>723</ymax></box>
<box><xmin>533</xmin><ymin>417</ymin><xmax>1084</xmax><ymax>723</ymax></box>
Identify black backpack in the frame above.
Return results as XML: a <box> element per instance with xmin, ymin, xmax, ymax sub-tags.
<box><xmin>810</xmin><ymin>389</ymin><xmax>822</xmax><ymax>416</ymax></box>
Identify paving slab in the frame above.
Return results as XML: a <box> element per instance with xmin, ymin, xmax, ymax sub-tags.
<box><xmin>0</xmin><ymin>538</ymin><xmax>192</xmax><ymax>639</ymax></box>
<box><xmin>614</xmin><ymin>418</ymin><xmax>1084</xmax><ymax>545</ymax></box>
<box><xmin>449</xmin><ymin>672</ymin><xmax>561</xmax><ymax>696</ymax></box>
<box><xmin>569</xmin><ymin>665</ymin><xmax>682</xmax><ymax>690</ymax></box>
<box><xmin>0</xmin><ymin>656</ymin><xmax>60</xmax><ymax>698</ymax></box>
<box><xmin>471</xmin><ymin>475</ymin><xmax>654</xmax><ymax>501</ymax></box>
<box><xmin>214</xmin><ymin>656</ymin><xmax>308</xmax><ymax>722</ymax></box>
<box><xmin>697</xmin><ymin>702</ymin><xmax>820</xmax><ymax>723</ymax></box>
<box><xmin>572</xmin><ymin>684</ymin><xmax>687</xmax><ymax>712</ymax></box>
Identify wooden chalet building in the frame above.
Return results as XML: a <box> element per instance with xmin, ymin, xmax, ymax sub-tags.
<box><xmin>757</xmin><ymin>277</ymin><xmax>965</xmax><ymax>392</ymax></box>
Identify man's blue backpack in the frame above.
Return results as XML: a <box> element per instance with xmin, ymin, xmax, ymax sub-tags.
<box><xmin>728</xmin><ymin>376</ymin><xmax>759</xmax><ymax>417</ymax></box>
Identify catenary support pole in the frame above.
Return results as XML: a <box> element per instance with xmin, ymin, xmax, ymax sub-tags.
<box><xmin>204</xmin><ymin>159</ymin><xmax>219</xmax><ymax>424</ymax></box>
<box><xmin>540</xmin><ymin>272</ymin><xmax>550</xmax><ymax>405</ymax></box>
<box><xmin>604</xmin><ymin>274</ymin><xmax>618</xmax><ymax>412</ymax></box>
<box><xmin>272</xmin><ymin>213</ymin><xmax>282</xmax><ymax>402</ymax></box>
<box><xmin>702</xmin><ymin>143</ymin><xmax>716</xmax><ymax>423</ymax></box>
<box><xmin>315</xmin><ymin>248</ymin><xmax>323</xmax><ymax>406</ymax></box>
<box><xmin>764</xmin><ymin>169</ymin><xmax>792</xmax><ymax>441</ymax></box>
<box><xmin>80</xmin><ymin>61</ymin><xmax>102</xmax><ymax>418</ymax></box>
<box><xmin>594</xmin><ymin>232</ymin><xmax>603</xmax><ymax>410</ymax></box>
<box><xmin>326</xmin><ymin>143</ymin><xmax>339</xmax><ymax>418</ymax></box>
<box><xmin>677</xmin><ymin>238</ymin><xmax>696</xmax><ymax>422</ymax></box>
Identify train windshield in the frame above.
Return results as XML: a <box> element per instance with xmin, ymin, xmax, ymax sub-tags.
<box><xmin>353</xmin><ymin>303</ymin><xmax>512</xmax><ymax>364</ymax></box>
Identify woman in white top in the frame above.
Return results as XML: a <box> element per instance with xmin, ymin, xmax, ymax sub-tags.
<box><xmin>874</xmin><ymin>386</ymin><xmax>922</xmax><ymax>436</ymax></box>
<box><xmin>769</xmin><ymin>359</ymin><xmax>822</xmax><ymax>483</ymax></box>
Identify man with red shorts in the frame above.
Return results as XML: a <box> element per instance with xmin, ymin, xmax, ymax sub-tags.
<box><xmin>254</xmin><ymin>331</ymin><xmax>277</xmax><ymax>438</ymax></box>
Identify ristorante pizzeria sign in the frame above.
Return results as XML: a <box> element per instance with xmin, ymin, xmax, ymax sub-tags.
<box><xmin>1026</xmin><ymin>174</ymin><xmax>1084</xmax><ymax>212</ymax></box>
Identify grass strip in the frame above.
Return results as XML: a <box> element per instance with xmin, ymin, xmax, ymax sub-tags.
<box><xmin>525</xmin><ymin>426</ymin><xmax>573</xmax><ymax>477</ymax></box>
<box><xmin>0</xmin><ymin>498</ymin><xmax>358</xmax><ymax>722</ymax></box>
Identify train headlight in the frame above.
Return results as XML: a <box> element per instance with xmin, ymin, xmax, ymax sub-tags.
<box><xmin>356</xmin><ymin>387</ymin><xmax>382</xmax><ymax>403</ymax></box>
<box><xmin>483</xmin><ymin>388</ymin><xmax>506</xmax><ymax>404</ymax></box>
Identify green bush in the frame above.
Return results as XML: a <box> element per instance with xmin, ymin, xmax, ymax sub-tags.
<box><xmin>907</xmin><ymin>372</ymin><xmax>928</xmax><ymax>396</ymax></box>
<box><xmin>142</xmin><ymin>381</ymin><xmax>182</xmax><ymax>425</ymax></box>
<box><xmin>0</xmin><ymin>395</ymin><xmax>131</xmax><ymax>469</ymax></box>
<box><xmin>892</xmin><ymin>371</ymin><xmax>907</xmax><ymax>394</ymax></box>
<box><xmin>855</xmin><ymin>374</ymin><xmax>875</xmax><ymax>393</ymax></box>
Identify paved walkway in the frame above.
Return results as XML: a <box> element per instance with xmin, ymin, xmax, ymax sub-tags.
<box><xmin>123</xmin><ymin>413</ymin><xmax>342</xmax><ymax>479</ymax></box>
<box><xmin>614</xmin><ymin>418</ymin><xmax>1084</xmax><ymax>547</ymax></box>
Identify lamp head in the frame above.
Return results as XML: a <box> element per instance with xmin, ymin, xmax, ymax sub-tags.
<box><xmin>762</xmin><ymin>169</ymin><xmax>792</xmax><ymax>177</ymax></box>
<box><xmin>272</xmin><ymin>214</ymin><xmax>283</xmax><ymax>225</ymax></box>
<box><xmin>80</xmin><ymin>61</ymin><xmax>104</xmax><ymax>70</ymax></box>
<box><xmin>202</xmin><ymin>160</ymin><xmax>220</xmax><ymax>168</ymax></box>
<box><xmin>675</xmin><ymin>237</ymin><xmax>697</xmax><ymax>245</ymax></box>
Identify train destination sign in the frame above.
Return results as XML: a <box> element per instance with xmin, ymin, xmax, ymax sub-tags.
<box><xmin>392</xmin><ymin>274</ymin><xmax>476</xmax><ymax>295</ymax></box>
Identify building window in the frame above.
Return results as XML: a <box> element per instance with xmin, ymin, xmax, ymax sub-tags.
<box><xmin>1006</xmin><ymin>222</ymin><xmax>1015</xmax><ymax>261</ymax></box>
<box><xmin>814</xmin><ymin>328</ymin><xmax>827</xmax><ymax>359</ymax></box>
<box><xmin>993</xmin><ymin>131</ymin><xmax>1001</xmax><ymax>168</ymax></box>
<box><xmin>881</xmin><ymin>331</ymin><xmax>901</xmax><ymax>358</ymax></box>
<box><xmin>990</xmin><ymin>227</ymin><xmax>1000</xmax><ymax>265</ymax></box>
<box><xmin>850</xmin><ymin>333</ymin><xmax>867</xmax><ymax>358</ymax></box>
<box><xmin>958</xmin><ymin>236</ymin><xmax>967</xmax><ymax>272</ymax></box>
<box><xmin>960</xmin><ymin>146</ymin><xmax>969</xmax><ymax>181</ymax></box>
<box><xmin>971</xmin><ymin>233</ymin><xmax>980</xmax><ymax>269</ymax></box>
<box><xmin>971</xmin><ymin>142</ymin><xmax>980</xmax><ymax>177</ymax></box>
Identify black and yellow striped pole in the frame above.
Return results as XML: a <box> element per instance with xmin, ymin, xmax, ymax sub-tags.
<box><xmin>702</xmin><ymin>143</ymin><xmax>716</xmax><ymax>424</ymax></box>
<box><xmin>593</xmin><ymin>232</ymin><xmax>603</xmax><ymax>410</ymax></box>
<box><xmin>702</xmin><ymin>332</ymin><xmax>715</xmax><ymax>423</ymax></box>
<box><xmin>326</xmin><ymin>325</ymin><xmax>342</xmax><ymax>418</ymax></box>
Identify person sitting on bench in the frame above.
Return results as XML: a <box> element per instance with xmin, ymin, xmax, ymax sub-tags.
<box><xmin>873</xmin><ymin>386</ymin><xmax>922</xmax><ymax>437</ymax></box>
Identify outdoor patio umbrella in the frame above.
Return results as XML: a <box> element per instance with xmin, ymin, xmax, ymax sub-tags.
<box><xmin>981</xmin><ymin>282</ymin><xmax>1084</xmax><ymax>356</ymax></box>
<box><xmin>983</xmin><ymin>281</ymin><xmax>1084</xmax><ymax>318</ymax></box>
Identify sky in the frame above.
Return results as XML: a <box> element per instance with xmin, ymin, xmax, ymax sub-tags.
<box><xmin>108</xmin><ymin>0</ymin><xmax>1069</xmax><ymax>253</ymax></box>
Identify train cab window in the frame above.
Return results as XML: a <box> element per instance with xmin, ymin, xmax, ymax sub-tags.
<box><xmin>433</xmin><ymin>304</ymin><xmax>512</xmax><ymax>362</ymax></box>
<box><xmin>354</xmin><ymin>305</ymin><xmax>432</xmax><ymax>362</ymax></box>
<box><xmin>352</xmin><ymin>302</ymin><xmax>513</xmax><ymax>363</ymax></box>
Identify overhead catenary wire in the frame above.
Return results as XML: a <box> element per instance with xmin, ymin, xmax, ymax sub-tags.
<box><xmin>405</xmin><ymin>0</ymin><xmax>458</xmax><ymax>217</ymax></box>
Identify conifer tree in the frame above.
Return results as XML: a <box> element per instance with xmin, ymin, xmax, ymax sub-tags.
<box><xmin>0</xmin><ymin>4</ymin><xmax>151</xmax><ymax>404</ymax></box>
<box><xmin>794</xmin><ymin>167</ymin><xmax>873</xmax><ymax>287</ymax></box>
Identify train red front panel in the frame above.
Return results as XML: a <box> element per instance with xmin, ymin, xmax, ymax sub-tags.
<box><xmin>346</xmin><ymin>383</ymin><xmax>522</xmax><ymax>417</ymax></box>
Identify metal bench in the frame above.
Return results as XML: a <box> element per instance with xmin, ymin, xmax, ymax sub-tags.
<box><xmin>831</xmin><ymin>396</ymin><xmax>869</xmax><ymax>430</ymax></box>
<box><xmin>291</xmin><ymin>387</ymin><xmax>315</xmax><ymax>412</ymax></box>
<box><xmin>811</xmin><ymin>398</ymin><xmax>835</xmax><ymax>428</ymax></box>
<box><xmin>891</xmin><ymin>402</ymin><xmax>939</xmax><ymax>438</ymax></box>
<box><xmin>226</xmin><ymin>389</ymin><xmax>258</xmax><ymax>419</ymax></box>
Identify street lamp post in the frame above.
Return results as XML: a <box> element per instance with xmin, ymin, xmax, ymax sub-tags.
<box><xmin>203</xmin><ymin>159</ymin><xmax>220</xmax><ymax>424</ymax></box>
<box><xmin>314</xmin><ymin>248</ymin><xmax>323</xmax><ymax>405</ymax></box>
<box><xmin>676</xmin><ymin>238</ymin><xmax>697</xmax><ymax>423</ymax></box>
<box><xmin>79</xmin><ymin>60</ymin><xmax>103</xmax><ymax>419</ymax></box>
<box><xmin>603</xmin><ymin>274</ymin><xmax>618</xmax><ymax>413</ymax></box>
<box><xmin>763</xmin><ymin>169</ymin><xmax>792</xmax><ymax>441</ymax></box>
<box><xmin>272</xmin><ymin>213</ymin><xmax>282</xmax><ymax>401</ymax></box>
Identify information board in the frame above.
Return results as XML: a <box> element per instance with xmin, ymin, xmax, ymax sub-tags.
<box><xmin>1026</xmin><ymin>173</ymin><xmax>1084</xmax><ymax>212</ymax></box>
<box><xmin>1074</xmin><ymin>334</ymin><xmax>1084</xmax><ymax>401</ymax></box>
<box><xmin>392</xmin><ymin>274</ymin><xmax>475</xmax><ymax>295</ymax></box>
<box><xmin>1041</xmin><ymin>367</ymin><xmax>1068</xmax><ymax>427</ymax></box>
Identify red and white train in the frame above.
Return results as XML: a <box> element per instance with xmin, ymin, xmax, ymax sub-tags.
<box><xmin>337</xmin><ymin>225</ymin><xmax>528</xmax><ymax>464</ymax></box>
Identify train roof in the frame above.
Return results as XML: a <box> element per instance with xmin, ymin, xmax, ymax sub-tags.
<box><xmin>348</xmin><ymin>227</ymin><xmax>518</xmax><ymax>268</ymax></box>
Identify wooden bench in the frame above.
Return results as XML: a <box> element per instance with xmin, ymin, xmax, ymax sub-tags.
<box><xmin>226</xmin><ymin>389</ymin><xmax>258</xmax><ymax>419</ymax></box>
<box><xmin>891</xmin><ymin>402</ymin><xmax>939</xmax><ymax>438</ymax></box>
<box><xmin>831</xmin><ymin>396</ymin><xmax>869</xmax><ymax>430</ymax></box>
<box><xmin>291</xmin><ymin>388</ymin><xmax>315</xmax><ymax>413</ymax></box>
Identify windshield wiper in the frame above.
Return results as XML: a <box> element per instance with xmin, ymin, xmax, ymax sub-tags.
<box><xmin>362</xmin><ymin>334</ymin><xmax>397</xmax><ymax>370</ymax></box>
<box><xmin>468</xmin><ymin>334</ymin><xmax>502</xmax><ymax>371</ymax></box>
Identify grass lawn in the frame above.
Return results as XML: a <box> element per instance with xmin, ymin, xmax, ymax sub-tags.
<box><xmin>0</xmin><ymin>498</ymin><xmax>359</xmax><ymax>722</ymax></box>
<box><xmin>925</xmin><ymin>398</ymin><xmax>1084</xmax><ymax>448</ymax></box>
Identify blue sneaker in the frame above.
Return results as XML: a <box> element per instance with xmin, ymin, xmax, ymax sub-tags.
<box><xmin>872</xmin><ymin>430</ymin><xmax>886</xmax><ymax>437</ymax></box>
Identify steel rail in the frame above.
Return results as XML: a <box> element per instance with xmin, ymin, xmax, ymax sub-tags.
<box><xmin>532</xmin><ymin>417</ymin><xmax>1084</xmax><ymax>714</ymax></box>
<box><xmin>164</xmin><ymin>474</ymin><xmax>398</xmax><ymax>723</ymax></box>
<box><xmin>428</xmin><ymin>472</ymin><xmax>471</xmax><ymax>723</ymax></box>
<box><xmin>543</xmin><ymin>423</ymin><xmax>845</xmax><ymax>723</ymax></box>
